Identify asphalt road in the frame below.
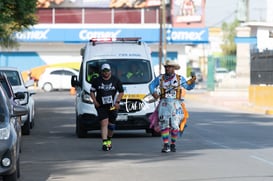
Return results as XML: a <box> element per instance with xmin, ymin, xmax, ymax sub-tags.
<box><xmin>19</xmin><ymin>91</ymin><xmax>273</xmax><ymax>181</ymax></box>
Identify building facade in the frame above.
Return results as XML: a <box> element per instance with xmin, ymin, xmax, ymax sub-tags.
<box><xmin>0</xmin><ymin>0</ymin><xmax>208</xmax><ymax>78</ymax></box>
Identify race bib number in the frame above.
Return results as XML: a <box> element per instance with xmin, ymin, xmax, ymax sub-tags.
<box><xmin>165</xmin><ymin>89</ymin><xmax>176</xmax><ymax>98</ymax></box>
<box><xmin>102</xmin><ymin>95</ymin><xmax>113</xmax><ymax>104</ymax></box>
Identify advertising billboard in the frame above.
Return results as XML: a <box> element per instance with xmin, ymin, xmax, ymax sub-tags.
<box><xmin>37</xmin><ymin>0</ymin><xmax>162</xmax><ymax>8</ymax></box>
<box><xmin>172</xmin><ymin>0</ymin><xmax>205</xmax><ymax>28</ymax></box>
<box><xmin>14</xmin><ymin>26</ymin><xmax>208</xmax><ymax>44</ymax></box>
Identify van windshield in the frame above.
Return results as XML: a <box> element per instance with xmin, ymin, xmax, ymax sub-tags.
<box><xmin>86</xmin><ymin>59</ymin><xmax>152</xmax><ymax>84</ymax></box>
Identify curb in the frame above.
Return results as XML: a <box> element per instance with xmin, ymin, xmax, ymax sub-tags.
<box><xmin>265</xmin><ymin>110</ymin><xmax>273</xmax><ymax>115</ymax></box>
<box><xmin>187</xmin><ymin>92</ymin><xmax>271</xmax><ymax>115</ymax></box>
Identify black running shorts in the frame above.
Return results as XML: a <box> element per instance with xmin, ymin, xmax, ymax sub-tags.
<box><xmin>96</xmin><ymin>106</ymin><xmax>117</xmax><ymax>123</ymax></box>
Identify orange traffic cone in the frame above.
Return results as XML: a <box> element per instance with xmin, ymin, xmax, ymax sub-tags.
<box><xmin>70</xmin><ymin>87</ymin><xmax>76</xmax><ymax>95</ymax></box>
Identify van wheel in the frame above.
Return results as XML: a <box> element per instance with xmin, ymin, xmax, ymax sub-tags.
<box><xmin>22</xmin><ymin>116</ymin><xmax>30</xmax><ymax>135</ymax></box>
<box><xmin>76</xmin><ymin>116</ymin><xmax>87</xmax><ymax>138</ymax></box>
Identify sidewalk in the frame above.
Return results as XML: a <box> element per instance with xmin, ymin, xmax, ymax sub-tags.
<box><xmin>186</xmin><ymin>86</ymin><xmax>273</xmax><ymax>115</ymax></box>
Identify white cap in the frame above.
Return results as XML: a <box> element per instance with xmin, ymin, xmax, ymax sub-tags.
<box><xmin>101</xmin><ymin>63</ymin><xmax>111</xmax><ymax>70</ymax></box>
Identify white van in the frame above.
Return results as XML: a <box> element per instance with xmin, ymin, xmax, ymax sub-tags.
<box><xmin>71</xmin><ymin>38</ymin><xmax>159</xmax><ymax>138</ymax></box>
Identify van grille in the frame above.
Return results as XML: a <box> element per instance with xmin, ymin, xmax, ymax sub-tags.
<box><xmin>119</xmin><ymin>99</ymin><xmax>144</xmax><ymax>113</ymax></box>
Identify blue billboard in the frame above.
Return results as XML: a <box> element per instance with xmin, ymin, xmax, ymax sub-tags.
<box><xmin>15</xmin><ymin>27</ymin><xmax>209</xmax><ymax>44</ymax></box>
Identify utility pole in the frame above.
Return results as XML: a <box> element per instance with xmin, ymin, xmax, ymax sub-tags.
<box><xmin>162</xmin><ymin>0</ymin><xmax>167</xmax><ymax>65</ymax></box>
<box><xmin>245</xmin><ymin>0</ymin><xmax>249</xmax><ymax>21</ymax></box>
<box><xmin>237</xmin><ymin>0</ymin><xmax>249</xmax><ymax>22</ymax></box>
<box><xmin>158</xmin><ymin>0</ymin><xmax>166</xmax><ymax>75</ymax></box>
<box><xmin>159</xmin><ymin>2</ymin><xmax>163</xmax><ymax>74</ymax></box>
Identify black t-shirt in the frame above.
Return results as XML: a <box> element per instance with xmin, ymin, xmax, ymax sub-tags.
<box><xmin>90</xmin><ymin>75</ymin><xmax>124</xmax><ymax>107</ymax></box>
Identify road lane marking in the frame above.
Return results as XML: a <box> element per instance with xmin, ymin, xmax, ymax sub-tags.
<box><xmin>205</xmin><ymin>140</ymin><xmax>230</xmax><ymax>149</ymax></box>
<box><xmin>250</xmin><ymin>155</ymin><xmax>273</xmax><ymax>167</ymax></box>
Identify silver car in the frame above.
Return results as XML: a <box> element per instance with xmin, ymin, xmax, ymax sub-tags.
<box><xmin>0</xmin><ymin>83</ymin><xmax>28</xmax><ymax>180</ymax></box>
<box><xmin>0</xmin><ymin>67</ymin><xmax>36</xmax><ymax>135</ymax></box>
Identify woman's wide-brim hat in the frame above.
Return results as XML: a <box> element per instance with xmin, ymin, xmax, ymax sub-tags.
<box><xmin>163</xmin><ymin>60</ymin><xmax>180</xmax><ymax>70</ymax></box>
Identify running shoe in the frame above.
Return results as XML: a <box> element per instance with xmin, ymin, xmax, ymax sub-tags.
<box><xmin>170</xmin><ymin>144</ymin><xmax>176</xmax><ymax>152</ymax></box>
<box><xmin>107</xmin><ymin>139</ymin><xmax>112</xmax><ymax>150</ymax></box>
<box><xmin>161</xmin><ymin>143</ymin><xmax>170</xmax><ymax>153</ymax></box>
<box><xmin>102</xmin><ymin>141</ymin><xmax>109</xmax><ymax>151</ymax></box>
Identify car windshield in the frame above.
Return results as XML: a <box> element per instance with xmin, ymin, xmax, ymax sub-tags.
<box><xmin>0</xmin><ymin>70</ymin><xmax>21</xmax><ymax>86</ymax></box>
<box><xmin>86</xmin><ymin>59</ymin><xmax>152</xmax><ymax>84</ymax></box>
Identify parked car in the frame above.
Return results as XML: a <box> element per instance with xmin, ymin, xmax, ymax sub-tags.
<box><xmin>0</xmin><ymin>73</ymin><xmax>26</xmax><ymax>151</ymax></box>
<box><xmin>0</xmin><ymin>83</ymin><xmax>28</xmax><ymax>181</ymax></box>
<box><xmin>191</xmin><ymin>67</ymin><xmax>203</xmax><ymax>83</ymax></box>
<box><xmin>0</xmin><ymin>73</ymin><xmax>26</xmax><ymax>105</ymax></box>
<box><xmin>0</xmin><ymin>67</ymin><xmax>36</xmax><ymax>135</ymax></box>
<box><xmin>38</xmin><ymin>67</ymin><xmax>79</xmax><ymax>92</ymax></box>
<box><xmin>215</xmin><ymin>67</ymin><xmax>236</xmax><ymax>83</ymax></box>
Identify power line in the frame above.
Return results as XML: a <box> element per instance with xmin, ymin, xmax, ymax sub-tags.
<box><xmin>208</xmin><ymin>10</ymin><xmax>237</xmax><ymax>27</ymax></box>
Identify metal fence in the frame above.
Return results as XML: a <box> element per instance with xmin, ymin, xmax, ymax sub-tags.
<box><xmin>213</xmin><ymin>55</ymin><xmax>236</xmax><ymax>71</ymax></box>
<box><xmin>250</xmin><ymin>50</ymin><xmax>273</xmax><ymax>85</ymax></box>
<box><xmin>206</xmin><ymin>55</ymin><xmax>236</xmax><ymax>91</ymax></box>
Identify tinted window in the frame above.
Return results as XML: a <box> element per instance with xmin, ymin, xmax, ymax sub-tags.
<box><xmin>0</xmin><ymin>95</ymin><xmax>5</xmax><ymax>115</ymax></box>
<box><xmin>63</xmin><ymin>70</ymin><xmax>77</xmax><ymax>76</ymax></box>
<box><xmin>0</xmin><ymin>70</ymin><xmax>21</xmax><ymax>86</ymax></box>
<box><xmin>0</xmin><ymin>87</ymin><xmax>8</xmax><ymax>118</ymax></box>
<box><xmin>86</xmin><ymin>59</ymin><xmax>152</xmax><ymax>84</ymax></box>
<box><xmin>0</xmin><ymin>80</ymin><xmax>12</xmax><ymax>98</ymax></box>
<box><xmin>51</xmin><ymin>70</ymin><xmax>63</xmax><ymax>75</ymax></box>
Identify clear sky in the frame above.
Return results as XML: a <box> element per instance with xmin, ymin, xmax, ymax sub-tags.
<box><xmin>205</xmin><ymin>0</ymin><xmax>267</xmax><ymax>27</ymax></box>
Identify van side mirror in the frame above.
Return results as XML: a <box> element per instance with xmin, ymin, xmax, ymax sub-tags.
<box><xmin>71</xmin><ymin>75</ymin><xmax>79</xmax><ymax>87</ymax></box>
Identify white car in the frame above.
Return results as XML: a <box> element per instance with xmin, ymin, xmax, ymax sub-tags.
<box><xmin>215</xmin><ymin>67</ymin><xmax>236</xmax><ymax>83</ymax></box>
<box><xmin>38</xmin><ymin>67</ymin><xmax>79</xmax><ymax>92</ymax></box>
<box><xmin>0</xmin><ymin>67</ymin><xmax>36</xmax><ymax>135</ymax></box>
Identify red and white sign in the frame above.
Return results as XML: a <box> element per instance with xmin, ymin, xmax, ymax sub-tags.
<box><xmin>172</xmin><ymin>0</ymin><xmax>205</xmax><ymax>28</ymax></box>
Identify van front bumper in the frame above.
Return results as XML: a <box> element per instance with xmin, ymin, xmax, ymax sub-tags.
<box><xmin>78</xmin><ymin>113</ymin><xmax>152</xmax><ymax>131</ymax></box>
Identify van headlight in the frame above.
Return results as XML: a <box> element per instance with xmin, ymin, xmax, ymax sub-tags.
<box><xmin>143</xmin><ymin>94</ymin><xmax>156</xmax><ymax>103</ymax></box>
<box><xmin>0</xmin><ymin>124</ymin><xmax>11</xmax><ymax>140</ymax></box>
<box><xmin>81</xmin><ymin>90</ymin><xmax>93</xmax><ymax>104</ymax></box>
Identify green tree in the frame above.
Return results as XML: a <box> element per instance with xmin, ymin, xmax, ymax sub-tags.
<box><xmin>220</xmin><ymin>19</ymin><xmax>240</xmax><ymax>55</ymax></box>
<box><xmin>0</xmin><ymin>0</ymin><xmax>37</xmax><ymax>48</ymax></box>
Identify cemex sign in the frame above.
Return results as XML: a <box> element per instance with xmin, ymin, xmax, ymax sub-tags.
<box><xmin>14</xmin><ymin>26</ymin><xmax>208</xmax><ymax>44</ymax></box>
